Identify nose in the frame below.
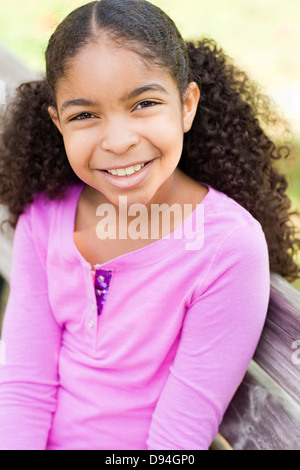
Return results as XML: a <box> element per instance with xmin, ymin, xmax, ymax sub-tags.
<box><xmin>100</xmin><ymin>116</ymin><xmax>139</xmax><ymax>155</ymax></box>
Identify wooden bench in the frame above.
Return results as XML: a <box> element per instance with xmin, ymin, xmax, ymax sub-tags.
<box><xmin>1</xmin><ymin>44</ymin><xmax>300</xmax><ymax>451</ymax></box>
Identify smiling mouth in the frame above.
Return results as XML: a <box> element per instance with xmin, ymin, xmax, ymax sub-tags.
<box><xmin>104</xmin><ymin>162</ymin><xmax>149</xmax><ymax>176</ymax></box>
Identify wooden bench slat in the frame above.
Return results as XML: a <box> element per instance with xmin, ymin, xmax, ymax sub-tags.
<box><xmin>254</xmin><ymin>273</ymin><xmax>300</xmax><ymax>405</ymax></box>
<box><xmin>218</xmin><ymin>361</ymin><xmax>300</xmax><ymax>450</ymax></box>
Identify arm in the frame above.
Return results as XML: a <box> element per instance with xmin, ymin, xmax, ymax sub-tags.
<box><xmin>0</xmin><ymin>207</ymin><xmax>62</xmax><ymax>450</ymax></box>
<box><xmin>147</xmin><ymin>222</ymin><xmax>270</xmax><ymax>450</ymax></box>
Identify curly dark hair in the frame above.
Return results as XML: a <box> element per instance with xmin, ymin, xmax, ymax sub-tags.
<box><xmin>0</xmin><ymin>0</ymin><xmax>299</xmax><ymax>281</ymax></box>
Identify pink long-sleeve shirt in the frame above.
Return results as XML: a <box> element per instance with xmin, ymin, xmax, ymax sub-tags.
<box><xmin>0</xmin><ymin>183</ymin><xmax>270</xmax><ymax>450</ymax></box>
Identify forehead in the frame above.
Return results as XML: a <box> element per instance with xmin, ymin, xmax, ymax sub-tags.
<box><xmin>56</xmin><ymin>39</ymin><xmax>178</xmax><ymax>101</ymax></box>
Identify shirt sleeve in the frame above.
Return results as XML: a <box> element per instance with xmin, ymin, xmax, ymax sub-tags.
<box><xmin>0</xmin><ymin>207</ymin><xmax>62</xmax><ymax>450</ymax></box>
<box><xmin>147</xmin><ymin>221</ymin><xmax>270</xmax><ymax>450</ymax></box>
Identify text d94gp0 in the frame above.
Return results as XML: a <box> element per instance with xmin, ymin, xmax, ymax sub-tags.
<box><xmin>149</xmin><ymin>455</ymin><xmax>195</xmax><ymax>465</ymax></box>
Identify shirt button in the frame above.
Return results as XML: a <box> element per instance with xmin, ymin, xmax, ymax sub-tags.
<box><xmin>92</xmin><ymin>304</ymin><xmax>96</xmax><ymax>312</ymax></box>
<box><xmin>88</xmin><ymin>319</ymin><xmax>94</xmax><ymax>328</ymax></box>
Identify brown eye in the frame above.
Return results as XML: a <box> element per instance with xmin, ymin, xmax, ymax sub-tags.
<box><xmin>135</xmin><ymin>100</ymin><xmax>158</xmax><ymax>110</ymax></box>
<box><xmin>71</xmin><ymin>112</ymin><xmax>96</xmax><ymax>121</ymax></box>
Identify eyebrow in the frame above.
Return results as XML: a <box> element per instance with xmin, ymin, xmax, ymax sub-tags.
<box><xmin>60</xmin><ymin>83</ymin><xmax>169</xmax><ymax>114</ymax></box>
<box><xmin>120</xmin><ymin>84</ymin><xmax>169</xmax><ymax>102</ymax></box>
<box><xmin>60</xmin><ymin>98</ymin><xmax>98</xmax><ymax>114</ymax></box>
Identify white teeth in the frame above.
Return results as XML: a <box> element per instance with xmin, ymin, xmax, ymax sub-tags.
<box><xmin>107</xmin><ymin>163</ymin><xmax>146</xmax><ymax>176</ymax></box>
<box><xmin>125</xmin><ymin>166</ymin><xmax>135</xmax><ymax>175</ymax></box>
<box><xmin>134</xmin><ymin>163</ymin><xmax>143</xmax><ymax>172</ymax></box>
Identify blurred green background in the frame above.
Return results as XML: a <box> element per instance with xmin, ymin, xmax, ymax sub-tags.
<box><xmin>0</xmin><ymin>0</ymin><xmax>299</xmax><ymax>289</ymax></box>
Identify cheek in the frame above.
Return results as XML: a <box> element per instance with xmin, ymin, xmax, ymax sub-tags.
<box><xmin>62</xmin><ymin>131</ymin><xmax>94</xmax><ymax>168</ymax></box>
<box><xmin>154</xmin><ymin>118</ymin><xmax>184</xmax><ymax>160</ymax></box>
<box><xmin>162</xmin><ymin>138</ymin><xmax>184</xmax><ymax>166</ymax></box>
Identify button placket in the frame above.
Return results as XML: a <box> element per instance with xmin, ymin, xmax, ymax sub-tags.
<box><xmin>85</xmin><ymin>269</ymin><xmax>97</xmax><ymax>336</ymax></box>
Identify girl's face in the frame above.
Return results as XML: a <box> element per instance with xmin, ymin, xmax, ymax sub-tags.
<box><xmin>49</xmin><ymin>40</ymin><xmax>200</xmax><ymax>208</ymax></box>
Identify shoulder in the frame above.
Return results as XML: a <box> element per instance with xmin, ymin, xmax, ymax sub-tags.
<box><xmin>202</xmin><ymin>184</ymin><xmax>267</xmax><ymax>253</ymax></box>
<box><xmin>15</xmin><ymin>184</ymin><xmax>84</xmax><ymax>262</ymax></box>
<box><xmin>203</xmin><ymin>184</ymin><xmax>261</xmax><ymax>231</ymax></box>
<box><xmin>21</xmin><ymin>184</ymin><xmax>84</xmax><ymax>227</ymax></box>
<box><xmin>198</xmin><ymin>184</ymin><xmax>270</xmax><ymax>290</ymax></box>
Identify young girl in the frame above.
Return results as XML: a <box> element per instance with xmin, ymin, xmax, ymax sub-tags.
<box><xmin>0</xmin><ymin>0</ymin><xmax>299</xmax><ymax>450</ymax></box>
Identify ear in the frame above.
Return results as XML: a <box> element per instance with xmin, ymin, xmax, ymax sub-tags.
<box><xmin>182</xmin><ymin>82</ymin><xmax>200</xmax><ymax>133</ymax></box>
<box><xmin>48</xmin><ymin>106</ymin><xmax>62</xmax><ymax>134</ymax></box>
